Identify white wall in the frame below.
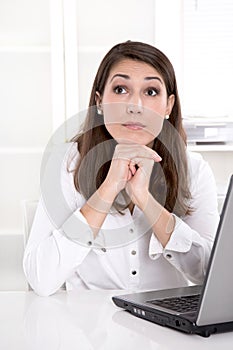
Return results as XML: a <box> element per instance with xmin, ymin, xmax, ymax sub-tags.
<box><xmin>0</xmin><ymin>0</ymin><xmax>51</xmax><ymax>290</ymax></box>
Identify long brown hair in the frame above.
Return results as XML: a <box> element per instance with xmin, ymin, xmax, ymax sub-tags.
<box><xmin>72</xmin><ymin>41</ymin><xmax>191</xmax><ymax>217</ymax></box>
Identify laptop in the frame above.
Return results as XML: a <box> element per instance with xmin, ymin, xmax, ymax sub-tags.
<box><xmin>112</xmin><ymin>174</ymin><xmax>233</xmax><ymax>337</ymax></box>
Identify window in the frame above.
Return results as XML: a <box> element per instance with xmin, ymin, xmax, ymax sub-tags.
<box><xmin>183</xmin><ymin>0</ymin><xmax>233</xmax><ymax>117</ymax></box>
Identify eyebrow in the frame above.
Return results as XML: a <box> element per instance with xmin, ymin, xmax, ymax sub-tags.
<box><xmin>110</xmin><ymin>73</ymin><xmax>163</xmax><ymax>84</ymax></box>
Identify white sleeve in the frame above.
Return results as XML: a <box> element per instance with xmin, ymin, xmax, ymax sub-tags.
<box><xmin>149</xmin><ymin>152</ymin><xmax>220</xmax><ymax>284</ymax></box>
<box><xmin>23</xmin><ymin>143</ymin><xmax>93</xmax><ymax>296</ymax></box>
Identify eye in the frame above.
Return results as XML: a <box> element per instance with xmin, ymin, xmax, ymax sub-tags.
<box><xmin>145</xmin><ymin>88</ymin><xmax>159</xmax><ymax>96</ymax></box>
<box><xmin>113</xmin><ymin>85</ymin><xmax>127</xmax><ymax>94</ymax></box>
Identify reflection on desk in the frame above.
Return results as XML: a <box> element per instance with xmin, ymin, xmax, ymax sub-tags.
<box><xmin>0</xmin><ymin>290</ymin><xmax>233</xmax><ymax>350</ymax></box>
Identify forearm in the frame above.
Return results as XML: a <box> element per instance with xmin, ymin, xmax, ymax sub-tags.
<box><xmin>80</xmin><ymin>181</ymin><xmax>118</xmax><ymax>238</ymax></box>
<box><xmin>137</xmin><ymin>192</ymin><xmax>175</xmax><ymax>247</ymax></box>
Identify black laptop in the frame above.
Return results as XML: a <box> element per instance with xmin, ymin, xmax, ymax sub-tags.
<box><xmin>112</xmin><ymin>175</ymin><xmax>233</xmax><ymax>337</ymax></box>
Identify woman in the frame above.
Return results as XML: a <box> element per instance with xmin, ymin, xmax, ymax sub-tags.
<box><xmin>23</xmin><ymin>41</ymin><xmax>219</xmax><ymax>296</ymax></box>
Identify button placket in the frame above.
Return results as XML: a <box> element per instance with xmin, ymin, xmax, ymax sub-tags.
<box><xmin>128</xmin><ymin>242</ymin><xmax>139</xmax><ymax>287</ymax></box>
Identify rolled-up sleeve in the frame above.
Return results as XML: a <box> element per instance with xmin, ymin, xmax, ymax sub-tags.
<box><xmin>23</xmin><ymin>199</ymin><xmax>95</xmax><ymax>296</ymax></box>
<box><xmin>23</xmin><ymin>143</ymin><xmax>94</xmax><ymax>296</ymax></box>
<box><xmin>149</xmin><ymin>151</ymin><xmax>220</xmax><ymax>284</ymax></box>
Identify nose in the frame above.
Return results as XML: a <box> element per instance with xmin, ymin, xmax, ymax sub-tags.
<box><xmin>127</xmin><ymin>103</ymin><xmax>143</xmax><ymax>115</ymax></box>
<box><xmin>126</xmin><ymin>91</ymin><xmax>144</xmax><ymax>115</ymax></box>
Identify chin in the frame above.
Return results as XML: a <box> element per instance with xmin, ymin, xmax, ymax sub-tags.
<box><xmin>115</xmin><ymin>136</ymin><xmax>154</xmax><ymax>146</ymax></box>
<box><xmin>106</xmin><ymin>127</ymin><xmax>156</xmax><ymax>146</ymax></box>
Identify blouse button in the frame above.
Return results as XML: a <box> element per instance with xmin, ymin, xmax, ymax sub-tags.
<box><xmin>101</xmin><ymin>247</ymin><xmax>107</xmax><ymax>252</ymax></box>
<box><xmin>87</xmin><ymin>241</ymin><xmax>92</xmax><ymax>246</ymax></box>
<box><xmin>131</xmin><ymin>270</ymin><xmax>137</xmax><ymax>275</ymax></box>
<box><xmin>166</xmin><ymin>253</ymin><xmax>172</xmax><ymax>259</ymax></box>
<box><xmin>129</xmin><ymin>228</ymin><xmax>134</xmax><ymax>233</ymax></box>
<box><xmin>131</xmin><ymin>250</ymin><xmax>136</xmax><ymax>255</ymax></box>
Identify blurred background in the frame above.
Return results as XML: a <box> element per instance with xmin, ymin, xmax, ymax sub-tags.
<box><xmin>0</xmin><ymin>0</ymin><xmax>233</xmax><ymax>290</ymax></box>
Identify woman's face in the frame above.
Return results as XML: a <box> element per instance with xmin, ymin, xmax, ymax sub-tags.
<box><xmin>96</xmin><ymin>59</ymin><xmax>175</xmax><ymax>146</ymax></box>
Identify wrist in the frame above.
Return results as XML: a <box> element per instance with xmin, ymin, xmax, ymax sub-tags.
<box><xmin>86</xmin><ymin>186</ymin><xmax>115</xmax><ymax>215</ymax></box>
<box><xmin>132</xmin><ymin>188</ymin><xmax>150</xmax><ymax>211</ymax></box>
<box><xmin>101</xmin><ymin>179</ymin><xmax>121</xmax><ymax>202</ymax></box>
<box><xmin>98</xmin><ymin>180</ymin><xmax>118</xmax><ymax>204</ymax></box>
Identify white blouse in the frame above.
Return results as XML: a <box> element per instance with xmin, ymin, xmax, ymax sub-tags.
<box><xmin>23</xmin><ymin>143</ymin><xmax>219</xmax><ymax>296</ymax></box>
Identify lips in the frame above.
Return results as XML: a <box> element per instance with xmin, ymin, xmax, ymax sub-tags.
<box><xmin>122</xmin><ymin>121</ymin><xmax>146</xmax><ymax>130</ymax></box>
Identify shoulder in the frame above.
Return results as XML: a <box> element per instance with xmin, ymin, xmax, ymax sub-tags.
<box><xmin>62</xmin><ymin>142</ymin><xmax>80</xmax><ymax>170</ymax></box>
<box><xmin>60</xmin><ymin>142</ymin><xmax>85</xmax><ymax>209</ymax></box>
<box><xmin>186</xmin><ymin>150</ymin><xmax>210</xmax><ymax>177</ymax></box>
<box><xmin>61</xmin><ymin>141</ymin><xmax>80</xmax><ymax>183</ymax></box>
<box><xmin>186</xmin><ymin>150</ymin><xmax>205</xmax><ymax>169</ymax></box>
<box><xmin>186</xmin><ymin>150</ymin><xmax>217</xmax><ymax>195</ymax></box>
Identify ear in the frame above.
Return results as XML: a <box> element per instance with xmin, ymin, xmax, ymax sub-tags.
<box><xmin>95</xmin><ymin>91</ymin><xmax>102</xmax><ymax>108</ymax></box>
<box><xmin>166</xmin><ymin>94</ymin><xmax>175</xmax><ymax>116</ymax></box>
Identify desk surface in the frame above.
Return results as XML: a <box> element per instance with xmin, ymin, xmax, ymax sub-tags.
<box><xmin>0</xmin><ymin>290</ymin><xmax>233</xmax><ymax>349</ymax></box>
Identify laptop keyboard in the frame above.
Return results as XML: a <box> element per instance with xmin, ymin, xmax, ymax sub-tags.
<box><xmin>148</xmin><ymin>294</ymin><xmax>200</xmax><ymax>313</ymax></box>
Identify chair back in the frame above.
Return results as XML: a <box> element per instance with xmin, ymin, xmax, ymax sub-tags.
<box><xmin>21</xmin><ymin>200</ymin><xmax>38</xmax><ymax>246</ymax></box>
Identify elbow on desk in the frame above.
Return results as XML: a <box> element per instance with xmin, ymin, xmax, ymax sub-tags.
<box><xmin>32</xmin><ymin>286</ymin><xmax>57</xmax><ymax>297</ymax></box>
<box><xmin>25</xmin><ymin>274</ymin><xmax>62</xmax><ymax>297</ymax></box>
<box><xmin>23</xmin><ymin>255</ymin><xmax>63</xmax><ymax>297</ymax></box>
<box><xmin>29</xmin><ymin>280</ymin><xmax>60</xmax><ymax>297</ymax></box>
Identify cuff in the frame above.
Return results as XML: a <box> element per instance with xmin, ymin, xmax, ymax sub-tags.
<box><xmin>149</xmin><ymin>215</ymin><xmax>193</xmax><ymax>260</ymax></box>
<box><xmin>165</xmin><ymin>215</ymin><xmax>193</xmax><ymax>253</ymax></box>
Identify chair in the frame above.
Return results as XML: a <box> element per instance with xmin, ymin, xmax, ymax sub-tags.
<box><xmin>21</xmin><ymin>200</ymin><xmax>38</xmax><ymax>290</ymax></box>
<box><xmin>21</xmin><ymin>199</ymin><xmax>66</xmax><ymax>291</ymax></box>
<box><xmin>21</xmin><ymin>199</ymin><xmax>38</xmax><ymax>247</ymax></box>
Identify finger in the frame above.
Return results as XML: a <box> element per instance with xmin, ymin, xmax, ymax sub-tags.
<box><xmin>116</xmin><ymin>144</ymin><xmax>162</xmax><ymax>162</ymax></box>
<box><xmin>130</xmin><ymin>158</ymin><xmax>154</xmax><ymax>179</ymax></box>
<box><xmin>112</xmin><ymin>152</ymin><xmax>130</xmax><ymax>162</ymax></box>
<box><xmin>127</xmin><ymin>168</ymin><xmax>133</xmax><ymax>181</ymax></box>
<box><xmin>152</xmin><ymin>153</ymin><xmax>162</xmax><ymax>162</ymax></box>
<box><xmin>129</xmin><ymin>161</ymin><xmax>136</xmax><ymax>175</ymax></box>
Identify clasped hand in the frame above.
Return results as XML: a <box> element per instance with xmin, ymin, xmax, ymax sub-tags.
<box><xmin>104</xmin><ymin>144</ymin><xmax>162</xmax><ymax>209</ymax></box>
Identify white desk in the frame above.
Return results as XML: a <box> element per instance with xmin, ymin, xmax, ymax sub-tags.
<box><xmin>0</xmin><ymin>290</ymin><xmax>233</xmax><ymax>349</ymax></box>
